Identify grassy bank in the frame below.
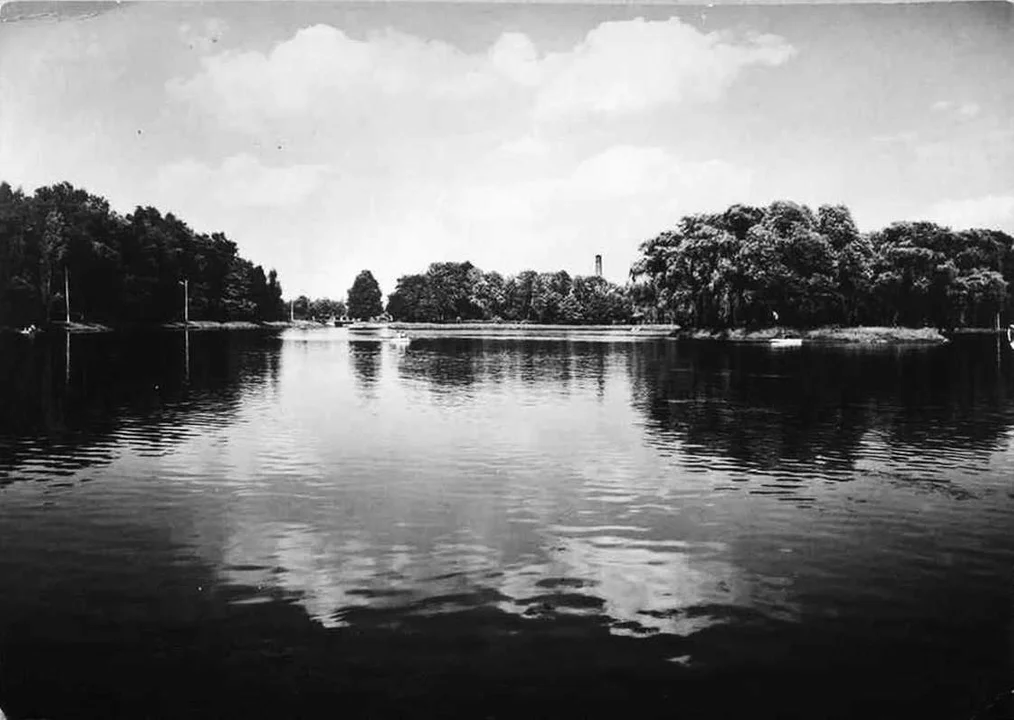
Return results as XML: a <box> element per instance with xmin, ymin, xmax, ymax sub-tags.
<box><xmin>3</xmin><ymin>319</ymin><xmax>340</xmax><ymax>335</ymax></box>
<box><xmin>945</xmin><ymin>327</ymin><xmax>1013</xmax><ymax>336</ymax></box>
<box><xmin>389</xmin><ymin>322</ymin><xmax>680</xmax><ymax>336</ymax></box>
<box><xmin>161</xmin><ymin>320</ymin><xmax>327</xmax><ymax>331</ymax></box>
<box><xmin>677</xmin><ymin>326</ymin><xmax>948</xmax><ymax>344</ymax></box>
<box><xmin>162</xmin><ymin>320</ymin><xmax>263</xmax><ymax>331</ymax></box>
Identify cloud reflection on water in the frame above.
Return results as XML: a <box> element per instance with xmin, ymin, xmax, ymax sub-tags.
<box><xmin>218</xmin><ymin>518</ymin><xmax>755</xmax><ymax>639</ymax></box>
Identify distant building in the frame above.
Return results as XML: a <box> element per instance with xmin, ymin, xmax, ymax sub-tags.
<box><xmin>595</xmin><ymin>254</ymin><xmax>602</xmax><ymax>277</ymax></box>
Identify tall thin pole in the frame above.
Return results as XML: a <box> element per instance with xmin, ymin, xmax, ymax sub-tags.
<box><xmin>290</xmin><ymin>300</ymin><xmax>294</xmax><ymax>323</ymax></box>
<box><xmin>179</xmin><ymin>278</ymin><xmax>189</xmax><ymax>325</ymax></box>
<box><xmin>64</xmin><ymin>267</ymin><xmax>70</xmax><ymax>324</ymax></box>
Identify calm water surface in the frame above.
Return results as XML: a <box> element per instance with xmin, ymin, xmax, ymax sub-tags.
<box><xmin>1</xmin><ymin>329</ymin><xmax>1013</xmax><ymax>719</ymax></box>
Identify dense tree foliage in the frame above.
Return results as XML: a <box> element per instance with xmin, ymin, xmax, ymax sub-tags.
<box><xmin>347</xmin><ymin>270</ymin><xmax>384</xmax><ymax>320</ymax></box>
<box><xmin>631</xmin><ymin>201</ymin><xmax>1014</xmax><ymax>329</ymax></box>
<box><xmin>306</xmin><ymin>297</ymin><xmax>347</xmax><ymax>320</ymax></box>
<box><xmin>0</xmin><ymin>182</ymin><xmax>285</xmax><ymax>327</ymax></box>
<box><xmin>290</xmin><ymin>295</ymin><xmax>346</xmax><ymax>321</ymax></box>
<box><xmin>385</xmin><ymin>261</ymin><xmax>633</xmax><ymax>324</ymax></box>
<box><xmin>9</xmin><ymin>184</ymin><xmax>1009</xmax><ymax>332</ymax></box>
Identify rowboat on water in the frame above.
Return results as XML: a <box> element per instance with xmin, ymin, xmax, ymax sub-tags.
<box><xmin>770</xmin><ymin>338</ymin><xmax>803</xmax><ymax>348</ymax></box>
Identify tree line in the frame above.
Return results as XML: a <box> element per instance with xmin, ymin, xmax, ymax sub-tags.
<box><xmin>0</xmin><ymin>182</ymin><xmax>286</xmax><ymax>327</ymax></box>
<box><xmin>290</xmin><ymin>296</ymin><xmax>347</xmax><ymax>322</ymax></box>
<box><xmin>6</xmin><ymin>182</ymin><xmax>1010</xmax><ymax>331</ymax></box>
<box><xmin>631</xmin><ymin>201</ymin><xmax>1014</xmax><ymax>329</ymax></box>
<box><xmin>379</xmin><ymin>262</ymin><xmax>633</xmax><ymax>324</ymax></box>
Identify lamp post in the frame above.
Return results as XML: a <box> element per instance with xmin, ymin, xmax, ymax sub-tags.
<box><xmin>64</xmin><ymin>267</ymin><xmax>71</xmax><ymax>324</ymax></box>
<box><xmin>178</xmin><ymin>278</ymin><xmax>189</xmax><ymax>325</ymax></box>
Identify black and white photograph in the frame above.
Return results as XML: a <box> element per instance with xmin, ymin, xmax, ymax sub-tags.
<box><xmin>1</xmin><ymin>0</ymin><xmax>1013</xmax><ymax>717</ymax></box>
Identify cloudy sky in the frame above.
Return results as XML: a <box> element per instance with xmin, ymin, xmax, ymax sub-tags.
<box><xmin>1</xmin><ymin>1</ymin><xmax>1012</xmax><ymax>299</ymax></box>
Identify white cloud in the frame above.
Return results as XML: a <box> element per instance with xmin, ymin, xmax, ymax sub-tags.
<box><xmin>167</xmin><ymin>18</ymin><xmax>795</xmax><ymax>135</ymax></box>
<box><xmin>957</xmin><ymin>102</ymin><xmax>981</xmax><ymax>119</ymax></box>
<box><xmin>495</xmin><ymin>134</ymin><xmax>552</xmax><ymax>159</ymax></box>
<box><xmin>930</xmin><ymin>99</ymin><xmax>980</xmax><ymax>120</ymax></box>
<box><xmin>533</xmin><ymin>21</ymin><xmax>794</xmax><ymax>122</ymax></box>
<box><xmin>154</xmin><ymin>153</ymin><xmax>331</xmax><ymax>209</ymax></box>
<box><xmin>158</xmin><ymin>18</ymin><xmax>783</xmax><ymax>294</ymax></box>
<box><xmin>148</xmin><ymin>141</ymin><xmax>751</xmax><ymax>295</ymax></box>
<box><xmin>488</xmin><ymin>32</ymin><xmax>541</xmax><ymax>87</ymax></box>
<box><xmin>927</xmin><ymin>193</ymin><xmax>1014</xmax><ymax>231</ymax></box>
<box><xmin>166</xmin><ymin>24</ymin><xmax>507</xmax><ymax>135</ymax></box>
<box><xmin>412</xmin><ymin>145</ymin><xmax>752</xmax><ymax>282</ymax></box>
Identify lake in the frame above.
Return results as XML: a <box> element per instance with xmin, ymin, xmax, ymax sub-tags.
<box><xmin>1</xmin><ymin>328</ymin><xmax>1012</xmax><ymax>719</ymax></box>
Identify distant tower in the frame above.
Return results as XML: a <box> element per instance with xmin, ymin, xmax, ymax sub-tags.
<box><xmin>594</xmin><ymin>254</ymin><xmax>602</xmax><ymax>277</ymax></box>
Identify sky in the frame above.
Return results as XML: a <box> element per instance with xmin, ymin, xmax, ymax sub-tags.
<box><xmin>1</xmin><ymin>1</ymin><xmax>1012</xmax><ymax>300</ymax></box>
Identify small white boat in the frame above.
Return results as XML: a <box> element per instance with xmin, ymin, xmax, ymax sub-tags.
<box><xmin>18</xmin><ymin>324</ymin><xmax>40</xmax><ymax>337</ymax></box>
<box><xmin>770</xmin><ymin>337</ymin><xmax>803</xmax><ymax>347</ymax></box>
<box><xmin>388</xmin><ymin>332</ymin><xmax>411</xmax><ymax>346</ymax></box>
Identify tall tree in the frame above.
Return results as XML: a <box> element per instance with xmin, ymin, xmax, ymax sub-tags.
<box><xmin>347</xmin><ymin>270</ymin><xmax>383</xmax><ymax>320</ymax></box>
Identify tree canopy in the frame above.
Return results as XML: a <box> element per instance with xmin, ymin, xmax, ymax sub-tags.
<box><xmin>385</xmin><ymin>262</ymin><xmax>633</xmax><ymax>324</ymax></box>
<box><xmin>631</xmin><ymin>201</ymin><xmax>1014</xmax><ymax>329</ymax></box>
<box><xmin>0</xmin><ymin>181</ymin><xmax>285</xmax><ymax>327</ymax></box>
<box><xmin>290</xmin><ymin>295</ymin><xmax>346</xmax><ymax>321</ymax></box>
<box><xmin>347</xmin><ymin>270</ymin><xmax>384</xmax><ymax>320</ymax></box>
<box><xmin>5</xmin><ymin>183</ymin><xmax>1011</xmax><ymax>332</ymax></box>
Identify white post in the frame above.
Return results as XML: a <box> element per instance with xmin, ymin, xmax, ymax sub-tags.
<box><xmin>290</xmin><ymin>300</ymin><xmax>294</xmax><ymax>323</ymax></box>
<box><xmin>65</xmin><ymin>267</ymin><xmax>70</xmax><ymax>324</ymax></box>
<box><xmin>179</xmin><ymin>278</ymin><xmax>189</xmax><ymax>325</ymax></box>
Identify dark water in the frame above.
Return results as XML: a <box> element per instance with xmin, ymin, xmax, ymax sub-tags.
<box><xmin>1</xmin><ymin>329</ymin><xmax>1013</xmax><ymax>719</ymax></box>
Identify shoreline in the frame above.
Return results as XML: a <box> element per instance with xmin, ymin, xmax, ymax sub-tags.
<box><xmin>0</xmin><ymin>320</ymin><xmax>324</xmax><ymax>335</ymax></box>
<box><xmin>389</xmin><ymin>322</ymin><xmax>680</xmax><ymax>336</ymax></box>
<box><xmin>386</xmin><ymin>322</ymin><xmax>950</xmax><ymax>345</ymax></box>
<box><xmin>674</xmin><ymin>326</ymin><xmax>949</xmax><ymax>345</ymax></box>
<box><xmin>389</xmin><ymin>322</ymin><xmax>949</xmax><ymax>344</ymax></box>
<box><xmin>0</xmin><ymin>322</ymin><xmax>971</xmax><ymax>344</ymax></box>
